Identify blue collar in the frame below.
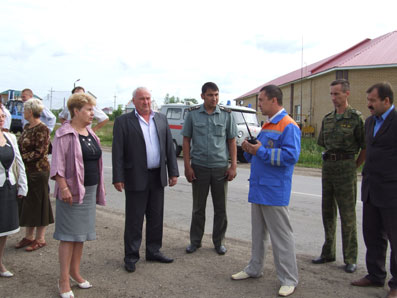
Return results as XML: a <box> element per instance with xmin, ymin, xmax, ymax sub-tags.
<box><xmin>375</xmin><ymin>105</ymin><xmax>394</xmax><ymax>122</ymax></box>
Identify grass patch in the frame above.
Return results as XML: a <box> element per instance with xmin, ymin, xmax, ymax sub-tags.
<box><xmin>94</xmin><ymin>120</ymin><xmax>114</xmax><ymax>146</ymax></box>
<box><xmin>297</xmin><ymin>137</ymin><xmax>323</xmax><ymax>168</ymax></box>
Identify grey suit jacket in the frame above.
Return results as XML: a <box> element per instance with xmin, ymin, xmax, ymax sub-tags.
<box><xmin>112</xmin><ymin>110</ymin><xmax>179</xmax><ymax>191</ymax></box>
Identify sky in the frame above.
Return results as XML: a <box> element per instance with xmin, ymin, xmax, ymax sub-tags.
<box><xmin>1</xmin><ymin>0</ymin><xmax>396</xmax><ymax>110</ymax></box>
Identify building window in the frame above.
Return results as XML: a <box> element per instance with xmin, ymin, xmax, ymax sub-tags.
<box><xmin>166</xmin><ymin>108</ymin><xmax>182</xmax><ymax>120</ymax></box>
<box><xmin>294</xmin><ymin>105</ymin><xmax>301</xmax><ymax>123</ymax></box>
<box><xmin>336</xmin><ymin>70</ymin><xmax>348</xmax><ymax>80</ymax></box>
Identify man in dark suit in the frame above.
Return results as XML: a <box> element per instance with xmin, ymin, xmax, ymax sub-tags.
<box><xmin>351</xmin><ymin>82</ymin><xmax>397</xmax><ymax>298</ymax></box>
<box><xmin>112</xmin><ymin>87</ymin><xmax>179</xmax><ymax>273</ymax></box>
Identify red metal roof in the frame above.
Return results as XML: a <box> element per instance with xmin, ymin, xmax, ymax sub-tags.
<box><xmin>236</xmin><ymin>31</ymin><xmax>397</xmax><ymax>100</ymax></box>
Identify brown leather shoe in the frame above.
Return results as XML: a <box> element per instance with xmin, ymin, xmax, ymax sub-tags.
<box><xmin>387</xmin><ymin>289</ymin><xmax>397</xmax><ymax>298</ymax></box>
<box><xmin>351</xmin><ymin>277</ymin><xmax>383</xmax><ymax>287</ymax></box>
<box><xmin>15</xmin><ymin>238</ymin><xmax>34</xmax><ymax>249</ymax></box>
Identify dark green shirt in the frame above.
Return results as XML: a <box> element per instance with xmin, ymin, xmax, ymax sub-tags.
<box><xmin>318</xmin><ymin>105</ymin><xmax>366</xmax><ymax>154</ymax></box>
<box><xmin>182</xmin><ymin>104</ymin><xmax>237</xmax><ymax>168</ymax></box>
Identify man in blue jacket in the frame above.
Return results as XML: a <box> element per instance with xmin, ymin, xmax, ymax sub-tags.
<box><xmin>231</xmin><ymin>85</ymin><xmax>301</xmax><ymax>297</ymax></box>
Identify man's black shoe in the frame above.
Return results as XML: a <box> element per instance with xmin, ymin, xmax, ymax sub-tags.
<box><xmin>124</xmin><ymin>262</ymin><xmax>136</xmax><ymax>273</ymax></box>
<box><xmin>311</xmin><ymin>256</ymin><xmax>336</xmax><ymax>264</ymax></box>
<box><xmin>186</xmin><ymin>244</ymin><xmax>201</xmax><ymax>254</ymax></box>
<box><xmin>215</xmin><ymin>245</ymin><xmax>227</xmax><ymax>255</ymax></box>
<box><xmin>345</xmin><ymin>264</ymin><xmax>357</xmax><ymax>273</ymax></box>
<box><xmin>146</xmin><ymin>252</ymin><xmax>174</xmax><ymax>263</ymax></box>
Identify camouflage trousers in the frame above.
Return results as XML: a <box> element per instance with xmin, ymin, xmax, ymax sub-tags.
<box><xmin>320</xmin><ymin>159</ymin><xmax>358</xmax><ymax>264</ymax></box>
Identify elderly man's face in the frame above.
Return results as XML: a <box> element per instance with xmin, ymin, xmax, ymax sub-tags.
<box><xmin>21</xmin><ymin>91</ymin><xmax>33</xmax><ymax>102</ymax></box>
<box><xmin>133</xmin><ymin>89</ymin><xmax>152</xmax><ymax>116</ymax></box>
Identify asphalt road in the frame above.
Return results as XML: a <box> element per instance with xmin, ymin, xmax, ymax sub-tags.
<box><xmin>94</xmin><ymin>151</ymin><xmax>367</xmax><ymax>267</ymax></box>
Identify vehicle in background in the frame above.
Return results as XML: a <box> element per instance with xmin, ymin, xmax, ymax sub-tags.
<box><xmin>160</xmin><ymin>103</ymin><xmax>261</xmax><ymax>162</ymax></box>
<box><xmin>5</xmin><ymin>99</ymin><xmax>24</xmax><ymax>133</ymax></box>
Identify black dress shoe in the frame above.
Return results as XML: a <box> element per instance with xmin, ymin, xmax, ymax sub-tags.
<box><xmin>146</xmin><ymin>252</ymin><xmax>174</xmax><ymax>263</ymax></box>
<box><xmin>345</xmin><ymin>263</ymin><xmax>357</xmax><ymax>273</ymax></box>
<box><xmin>312</xmin><ymin>256</ymin><xmax>336</xmax><ymax>264</ymax></box>
<box><xmin>186</xmin><ymin>244</ymin><xmax>201</xmax><ymax>254</ymax></box>
<box><xmin>124</xmin><ymin>262</ymin><xmax>136</xmax><ymax>273</ymax></box>
<box><xmin>215</xmin><ymin>245</ymin><xmax>227</xmax><ymax>255</ymax></box>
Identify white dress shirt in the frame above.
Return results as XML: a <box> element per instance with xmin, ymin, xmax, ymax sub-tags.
<box><xmin>135</xmin><ymin>110</ymin><xmax>160</xmax><ymax>169</ymax></box>
<box><xmin>1</xmin><ymin>105</ymin><xmax>11</xmax><ymax>130</ymax></box>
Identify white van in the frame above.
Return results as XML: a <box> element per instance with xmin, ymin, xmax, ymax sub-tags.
<box><xmin>159</xmin><ymin>103</ymin><xmax>261</xmax><ymax>162</ymax></box>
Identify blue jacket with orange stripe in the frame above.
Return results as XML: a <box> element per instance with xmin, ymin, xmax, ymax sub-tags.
<box><xmin>244</xmin><ymin>110</ymin><xmax>301</xmax><ymax>206</ymax></box>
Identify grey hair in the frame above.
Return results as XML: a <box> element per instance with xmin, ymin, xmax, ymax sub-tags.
<box><xmin>24</xmin><ymin>98</ymin><xmax>44</xmax><ymax>118</ymax></box>
<box><xmin>132</xmin><ymin>87</ymin><xmax>150</xmax><ymax>98</ymax></box>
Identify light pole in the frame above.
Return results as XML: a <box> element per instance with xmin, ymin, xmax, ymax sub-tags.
<box><xmin>74</xmin><ymin>79</ymin><xmax>80</xmax><ymax>88</ymax></box>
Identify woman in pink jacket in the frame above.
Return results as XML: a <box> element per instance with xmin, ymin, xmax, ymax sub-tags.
<box><xmin>51</xmin><ymin>93</ymin><xmax>105</xmax><ymax>298</ymax></box>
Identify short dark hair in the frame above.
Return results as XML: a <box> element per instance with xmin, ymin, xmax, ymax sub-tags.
<box><xmin>72</xmin><ymin>86</ymin><xmax>85</xmax><ymax>94</ymax></box>
<box><xmin>330</xmin><ymin>79</ymin><xmax>350</xmax><ymax>92</ymax></box>
<box><xmin>21</xmin><ymin>88</ymin><xmax>33</xmax><ymax>96</ymax></box>
<box><xmin>259</xmin><ymin>84</ymin><xmax>283</xmax><ymax>106</ymax></box>
<box><xmin>367</xmin><ymin>82</ymin><xmax>394</xmax><ymax>104</ymax></box>
<box><xmin>201</xmin><ymin>82</ymin><xmax>219</xmax><ymax>94</ymax></box>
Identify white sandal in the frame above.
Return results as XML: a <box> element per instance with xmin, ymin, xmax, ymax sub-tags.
<box><xmin>58</xmin><ymin>280</ymin><xmax>74</xmax><ymax>298</ymax></box>
<box><xmin>0</xmin><ymin>270</ymin><xmax>14</xmax><ymax>278</ymax></box>
<box><xmin>70</xmin><ymin>276</ymin><xmax>92</xmax><ymax>289</ymax></box>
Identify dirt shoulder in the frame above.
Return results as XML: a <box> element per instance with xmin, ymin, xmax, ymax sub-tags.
<box><xmin>0</xmin><ymin>202</ymin><xmax>385</xmax><ymax>298</ymax></box>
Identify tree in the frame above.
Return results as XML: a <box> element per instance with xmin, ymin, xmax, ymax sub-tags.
<box><xmin>164</xmin><ymin>94</ymin><xmax>198</xmax><ymax>104</ymax></box>
<box><xmin>110</xmin><ymin>104</ymin><xmax>123</xmax><ymax>120</ymax></box>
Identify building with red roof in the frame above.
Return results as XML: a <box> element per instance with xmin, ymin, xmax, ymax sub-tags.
<box><xmin>235</xmin><ymin>30</ymin><xmax>397</xmax><ymax>135</ymax></box>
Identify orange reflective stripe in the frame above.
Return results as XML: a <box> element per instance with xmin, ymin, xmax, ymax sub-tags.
<box><xmin>262</xmin><ymin>115</ymin><xmax>298</xmax><ymax>132</ymax></box>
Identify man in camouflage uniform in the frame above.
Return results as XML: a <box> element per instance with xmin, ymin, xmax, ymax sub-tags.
<box><xmin>312</xmin><ymin>79</ymin><xmax>366</xmax><ymax>273</ymax></box>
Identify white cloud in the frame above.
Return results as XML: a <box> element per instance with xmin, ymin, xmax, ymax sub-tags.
<box><xmin>0</xmin><ymin>0</ymin><xmax>396</xmax><ymax>109</ymax></box>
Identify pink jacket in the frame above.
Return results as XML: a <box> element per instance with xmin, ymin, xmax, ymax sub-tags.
<box><xmin>50</xmin><ymin>121</ymin><xmax>106</xmax><ymax>205</ymax></box>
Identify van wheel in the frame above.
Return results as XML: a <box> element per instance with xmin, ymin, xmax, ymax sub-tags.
<box><xmin>237</xmin><ymin>149</ymin><xmax>248</xmax><ymax>163</ymax></box>
<box><xmin>173</xmin><ymin>140</ymin><xmax>182</xmax><ymax>156</ymax></box>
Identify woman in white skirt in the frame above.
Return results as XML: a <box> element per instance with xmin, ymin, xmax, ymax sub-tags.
<box><xmin>50</xmin><ymin>93</ymin><xmax>105</xmax><ymax>298</ymax></box>
<box><xmin>0</xmin><ymin>108</ymin><xmax>28</xmax><ymax>277</ymax></box>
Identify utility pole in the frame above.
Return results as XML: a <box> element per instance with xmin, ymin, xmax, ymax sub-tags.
<box><xmin>114</xmin><ymin>94</ymin><xmax>117</xmax><ymax>110</ymax></box>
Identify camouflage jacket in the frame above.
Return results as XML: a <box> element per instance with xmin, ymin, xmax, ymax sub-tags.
<box><xmin>318</xmin><ymin>105</ymin><xmax>365</xmax><ymax>154</ymax></box>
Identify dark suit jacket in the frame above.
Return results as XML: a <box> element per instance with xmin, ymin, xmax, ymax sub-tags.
<box><xmin>362</xmin><ymin>108</ymin><xmax>397</xmax><ymax>207</ymax></box>
<box><xmin>112</xmin><ymin>110</ymin><xmax>179</xmax><ymax>191</ymax></box>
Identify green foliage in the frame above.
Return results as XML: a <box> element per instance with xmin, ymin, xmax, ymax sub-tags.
<box><xmin>164</xmin><ymin>94</ymin><xmax>198</xmax><ymax>104</ymax></box>
<box><xmin>51</xmin><ymin>109</ymin><xmax>63</xmax><ymax>122</ymax></box>
<box><xmin>297</xmin><ymin>137</ymin><xmax>323</xmax><ymax>168</ymax></box>
<box><xmin>164</xmin><ymin>93</ymin><xmax>183</xmax><ymax>104</ymax></box>
<box><xmin>94</xmin><ymin>121</ymin><xmax>114</xmax><ymax>146</ymax></box>
<box><xmin>109</xmin><ymin>104</ymin><xmax>123</xmax><ymax>121</ymax></box>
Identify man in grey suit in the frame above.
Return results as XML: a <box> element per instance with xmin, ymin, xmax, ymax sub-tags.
<box><xmin>112</xmin><ymin>87</ymin><xmax>179</xmax><ymax>273</ymax></box>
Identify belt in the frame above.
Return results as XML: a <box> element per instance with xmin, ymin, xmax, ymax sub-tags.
<box><xmin>148</xmin><ymin>167</ymin><xmax>160</xmax><ymax>172</ymax></box>
<box><xmin>322</xmin><ymin>152</ymin><xmax>355</xmax><ymax>161</ymax></box>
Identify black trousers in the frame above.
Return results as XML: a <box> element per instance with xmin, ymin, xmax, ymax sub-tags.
<box><xmin>363</xmin><ymin>200</ymin><xmax>397</xmax><ymax>289</ymax></box>
<box><xmin>124</xmin><ymin>169</ymin><xmax>164</xmax><ymax>264</ymax></box>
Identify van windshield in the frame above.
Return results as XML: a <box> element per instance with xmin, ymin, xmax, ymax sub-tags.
<box><xmin>232</xmin><ymin>111</ymin><xmax>259</xmax><ymax>126</ymax></box>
